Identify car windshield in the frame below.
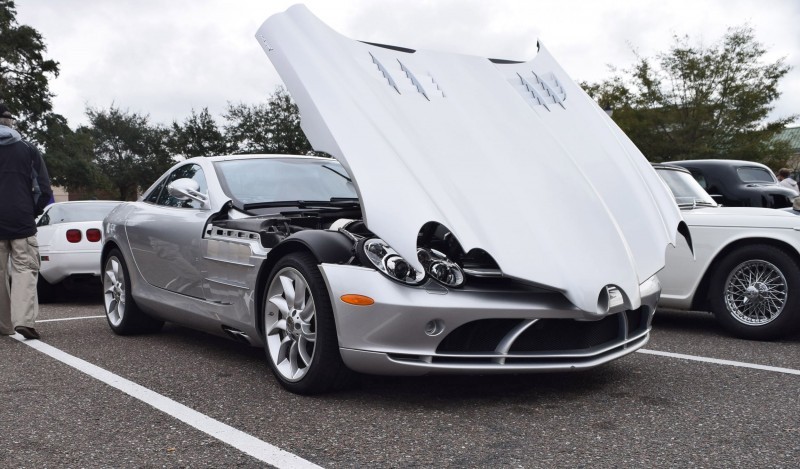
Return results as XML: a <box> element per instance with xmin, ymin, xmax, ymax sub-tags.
<box><xmin>39</xmin><ymin>202</ymin><xmax>121</xmax><ymax>225</ymax></box>
<box><xmin>213</xmin><ymin>158</ymin><xmax>358</xmax><ymax>206</ymax></box>
<box><xmin>656</xmin><ymin>168</ymin><xmax>717</xmax><ymax>208</ymax></box>
<box><xmin>736</xmin><ymin>167</ymin><xmax>775</xmax><ymax>183</ymax></box>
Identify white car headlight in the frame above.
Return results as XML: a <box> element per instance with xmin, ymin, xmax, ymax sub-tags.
<box><xmin>417</xmin><ymin>247</ymin><xmax>465</xmax><ymax>287</ymax></box>
<box><xmin>361</xmin><ymin>238</ymin><xmax>425</xmax><ymax>285</ymax></box>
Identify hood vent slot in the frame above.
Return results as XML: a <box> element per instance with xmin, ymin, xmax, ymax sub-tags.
<box><xmin>369</xmin><ymin>52</ymin><xmax>444</xmax><ymax>99</ymax></box>
<box><xmin>515</xmin><ymin>71</ymin><xmax>567</xmax><ymax>111</ymax></box>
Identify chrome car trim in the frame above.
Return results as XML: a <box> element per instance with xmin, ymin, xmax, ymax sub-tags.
<box><xmin>462</xmin><ymin>267</ymin><xmax>503</xmax><ymax>278</ymax></box>
<box><xmin>207</xmin><ymin>227</ymin><xmax>261</xmax><ymax>241</ymax></box>
<box><xmin>206</xmin><ymin>277</ymin><xmax>250</xmax><ymax>290</ymax></box>
<box><xmin>203</xmin><ymin>256</ymin><xmax>255</xmax><ymax>267</ymax></box>
<box><xmin>492</xmin><ymin>319</ymin><xmax>539</xmax><ymax>364</ymax></box>
<box><xmin>338</xmin><ymin>334</ymin><xmax>650</xmax><ymax>376</ymax></box>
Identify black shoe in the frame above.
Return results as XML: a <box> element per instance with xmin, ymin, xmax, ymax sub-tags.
<box><xmin>14</xmin><ymin>326</ymin><xmax>40</xmax><ymax>340</ymax></box>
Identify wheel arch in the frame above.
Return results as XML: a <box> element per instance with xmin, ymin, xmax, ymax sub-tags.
<box><xmin>101</xmin><ymin>241</ymin><xmax>122</xmax><ymax>267</ymax></box>
<box><xmin>254</xmin><ymin>230</ymin><xmax>356</xmax><ymax>339</ymax></box>
<box><xmin>690</xmin><ymin>237</ymin><xmax>800</xmax><ymax>311</ymax></box>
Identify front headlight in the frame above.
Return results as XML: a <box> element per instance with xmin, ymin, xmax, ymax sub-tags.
<box><xmin>361</xmin><ymin>238</ymin><xmax>425</xmax><ymax>285</ymax></box>
<box><xmin>417</xmin><ymin>248</ymin><xmax>465</xmax><ymax>287</ymax></box>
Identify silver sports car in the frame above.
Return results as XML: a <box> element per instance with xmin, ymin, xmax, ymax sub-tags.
<box><xmin>101</xmin><ymin>6</ymin><xmax>687</xmax><ymax>394</ymax></box>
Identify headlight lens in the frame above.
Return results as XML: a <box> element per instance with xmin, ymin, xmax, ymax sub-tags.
<box><xmin>417</xmin><ymin>248</ymin><xmax>465</xmax><ymax>287</ymax></box>
<box><xmin>362</xmin><ymin>238</ymin><xmax>425</xmax><ymax>285</ymax></box>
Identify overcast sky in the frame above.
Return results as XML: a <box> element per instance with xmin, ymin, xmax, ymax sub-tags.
<box><xmin>15</xmin><ymin>0</ymin><xmax>800</xmax><ymax>129</ymax></box>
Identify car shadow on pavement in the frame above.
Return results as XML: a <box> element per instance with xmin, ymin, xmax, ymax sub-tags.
<box><xmin>43</xmin><ymin>279</ymin><xmax>104</xmax><ymax>304</ymax></box>
<box><xmin>652</xmin><ymin>308</ymin><xmax>717</xmax><ymax>334</ymax></box>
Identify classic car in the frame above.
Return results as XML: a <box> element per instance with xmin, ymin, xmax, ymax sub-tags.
<box><xmin>35</xmin><ymin>200</ymin><xmax>122</xmax><ymax>302</ymax></box>
<box><xmin>656</xmin><ymin>164</ymin><xmax>800</xmax><ymax>340</ymax></box>
<box><xmin>101</xmin><ymin>6</ymin><xmax>686</xmax><ymax>394</ymax></box>
<box><xmin>669</xmin><ymin>159</ymin><xmax>796</xmax><ymax>208</ymax></box>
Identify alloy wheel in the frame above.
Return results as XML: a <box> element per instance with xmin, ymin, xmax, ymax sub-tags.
<box><xmin>265</xmin><ymin>267</ymin><xmax>317</xmax><ymax>382</ymax></box>
<box><xmin>103</xmin><ymin>256</ymin><xmax>126</xmax><ymax>327</ymax></box>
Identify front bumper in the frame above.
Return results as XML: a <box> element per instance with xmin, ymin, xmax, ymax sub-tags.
<box><xmin>320</xmin><ymin>264</ymin><xmax>660</xmax><ymax>376</ymax></box>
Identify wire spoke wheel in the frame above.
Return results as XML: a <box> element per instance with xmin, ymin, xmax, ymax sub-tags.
<box><xmin>724</xmin><ymin>259</ymin><xmax>787</xmax><ymax>326</ymax></box>
<box><xmin>265</xmin><ymin>266</ymin><xmax>317</xmax><ymax>382</ymax></box>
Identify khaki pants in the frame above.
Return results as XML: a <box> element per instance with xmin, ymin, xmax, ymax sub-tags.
<box><xmin>0</xmin><ymin>236</ymin><xmax>40</xmax><ymax>334</ymax></box>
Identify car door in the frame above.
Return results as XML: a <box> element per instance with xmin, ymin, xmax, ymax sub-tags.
<box><xmin>124</xmin><ymin>163</ymin><xmax>210</xmax><ymax>299</ymax></box>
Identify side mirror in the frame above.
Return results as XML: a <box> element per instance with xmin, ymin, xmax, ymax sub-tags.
<box><xmin>167</xmin><ymin>178</ymin><xmax>209</xmax><ymax>209</ymax></box>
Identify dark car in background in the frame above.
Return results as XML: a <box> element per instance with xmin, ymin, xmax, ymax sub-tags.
<box><xmin>669</xmin><ymin>159</ymin><xmax>796</xmax><ymax>208</ymax></box>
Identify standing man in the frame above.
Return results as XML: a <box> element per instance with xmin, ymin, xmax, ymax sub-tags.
<box><xmin>777</xmin><ymin>168</ymin><xmax>799</xmax><ymax>196</ymax></box>
<box><xmin>0</xmin><ymin>103</ymin><xmax>52</xmax><ymax>340</ymax></box>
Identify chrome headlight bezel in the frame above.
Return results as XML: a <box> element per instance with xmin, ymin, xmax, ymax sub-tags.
<box><xmin>417</xmin><ymin>247</ymin><xmax>465</xmax><ymax>288</ymax></box>
<box><xmin>360</xmin><ymin>238</ymin><xmax>426</xmax><ymax>286</ymax></box>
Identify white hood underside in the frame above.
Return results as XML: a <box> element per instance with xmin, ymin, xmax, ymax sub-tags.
<box><xmin>257</xmin><ymin>5</ymin><xmax>683</xmax><ymax>314</ymax></box>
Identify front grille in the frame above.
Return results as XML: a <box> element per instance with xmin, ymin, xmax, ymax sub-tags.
<box><xmin>626</xmin><ymin>308</ymin><xmax>646</xmax><ymax>335</ymax></box>
<box><xmin>435</xmin><ymin>308</ymin><xmax>649</xmax><ymax>356</ymax></box>
<box><xmin>509</xmin><ymin>316</ymin><xmax>619</xmax><ymax>352</ymax></box>
<box><xmin>436</xmin><ymin>319</ymin><xmax>519</xmax><ymax>352</ymax></box>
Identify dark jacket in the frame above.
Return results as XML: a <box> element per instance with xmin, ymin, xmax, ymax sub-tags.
<box><xmin>0</xmin><ymin>124</ymin><xmax>53</xmax><ymax>240</ymax></box>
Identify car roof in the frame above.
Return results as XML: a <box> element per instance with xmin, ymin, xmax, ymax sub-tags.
<box><xmin>652</xmin><ymin>163</ymin><xmax>691</xmax><ymax>174</ymax></box>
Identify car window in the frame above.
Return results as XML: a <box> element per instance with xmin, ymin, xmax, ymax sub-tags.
<box><xmin>657</xmin><ymin>169</ymin><xmax>716</xmax><ymax>206</ymax></box>
<box><xmin>36</xmin><ymin>208</ymin><xmax>51</xmax><ymax>226</ymax></box>
<box><xmin>214</xmin><ymin>158</ymin><xmax>356</xmax><ymax>205</ymax></box>
<box><xmin>36</xmin><ymin>202</ymin><xmax>121</xmax><ymax>225</ymax></box>
<box><xmin>144</xmin><ymin>177</ymin><xmax>168</xmax><ymax>204</ymax></box>
<box><xmin>155</xmin><ymin>164</ymin><xmax>208</xmax><ymax>209</ymax></box>
<box><xmin>687</xmin><ymin>169</ymin><xmax>708</xmax><ymax>189</ymax></box>
<box><xmin>737</xmin><ymin>167</ymin><xmax>775</xmax><ymax>183</ymax></box>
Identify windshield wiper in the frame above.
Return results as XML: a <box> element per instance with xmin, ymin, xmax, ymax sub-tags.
<box><xmin>676</xmin><ymin>200</ymin><xmax>715</xmax><ymax>209</ymax></box>
<box><xmin>322</xmin><ymin>164</ymin><xmax>352</xmax><ymax>182</ymax></box>
<box><xmin>243</xmin><ymin>198</ymin><xmax>360</xmax><ymax>210</ymax></box>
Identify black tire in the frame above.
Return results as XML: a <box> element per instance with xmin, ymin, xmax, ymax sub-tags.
<box><xmin>262</xmin><ymin>252</ymin><xmax>354</xmax><ymax>394</ymax></box>
<box><xmin>709</xmin><ymin>244</ymin><xmax>800</xmax><ymax>340</ymax></box>
<box><xmin>102</xmin><ymin>249</ymin><xmax>164</xmax><ymax>335</ymax></box>
<box><xmin>37</xmin><ymin>277</ymin><xmax>59</xmax><ymax>304</ymax></box>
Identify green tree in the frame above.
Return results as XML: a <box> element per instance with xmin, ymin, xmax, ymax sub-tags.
<box><xmin>224</xmin><ymin>86</ymin><xmax>315</xmax><ymax>155</ymax></box>
<box><xmin>87</xmin><ymin>106</ymin><xmax>174</xmax><ymax>200</ymax></box>
<box><xmin>584</xmin><ymin>26</ymin><xmax>795</xmax><ymax>167</ymax></box>
<box><xmin>169</xmin><ymin>107</ymin><xmax>230</xmax><ymax>158</ymax></box>
<box><xmin>0</xmin><ymin>0</ymin><xmax>59</xmax><ymax>137</ymax></box>
<box><xmin>39</xmin><ymin>113</ymin><xmax>109</xmax><ymax>194</ymax></box>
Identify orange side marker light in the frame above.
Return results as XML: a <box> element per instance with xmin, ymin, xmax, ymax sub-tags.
<box><xmin>340</xmin><ymin>294</ymin><xmax>375</xmax><ymax>306</ymax></box>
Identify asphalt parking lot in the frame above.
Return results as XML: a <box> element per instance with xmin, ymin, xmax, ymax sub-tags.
<box><xmin>1</xmin><ymin>286</ymin><xmax>798</xmax><ymax>468</ymax></box>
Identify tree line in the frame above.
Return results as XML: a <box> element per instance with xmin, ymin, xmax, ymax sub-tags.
<box><xmin>44</xmin><ymin>90</ymin><xmax>314</xmax><ymax>200</ymax></box>
<box><xmin>2</xmin><ymin>0</ymin><xmax>796</xmax><ymax>201</ymax></box>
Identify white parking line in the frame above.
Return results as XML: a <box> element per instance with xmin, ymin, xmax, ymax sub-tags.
<box><xmin>10</xmin><ymin>334</ymin><xmax>323</xmax><ymax>469</ymax></box>
<box><xmin>36</xmin><ymin>315</ymin><xmax>106</xmax><ymax>323</ymax></box>
<box><xmin>638</xmin><ymin>348</ymin><xmax>800</xmax><ymax>376</ymax></box>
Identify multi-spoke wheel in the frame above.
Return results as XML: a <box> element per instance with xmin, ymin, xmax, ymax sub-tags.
<box><xmin>263</xmin><ymin>252</ymin><xmax>353</xmax><ymax>394</ymax></box>
<box><xmin>710</xmin><ymin>245</ymin><xmax>800</xmax><ymax>340</ymax></box>
<box><xmin>103</xmin><ymin>249</ymin><xmax>163</xmax><ymax>335</ymax></box>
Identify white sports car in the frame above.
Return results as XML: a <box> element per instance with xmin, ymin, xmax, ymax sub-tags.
<box><xmin>36</xmin><ymin>201</ymin><xmax>122</xmax><ymax>301</ymax></box>
<box><xmin>656</xmin><ymin>164</ymin><xmax>800</xmax><ymax>340</ymax></box>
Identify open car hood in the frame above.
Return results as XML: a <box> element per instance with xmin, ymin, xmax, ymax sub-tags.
<box><xmin>257</xmin><ymin>5</ymin><xmax>685</xmax><ymax>314</ymax></box>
